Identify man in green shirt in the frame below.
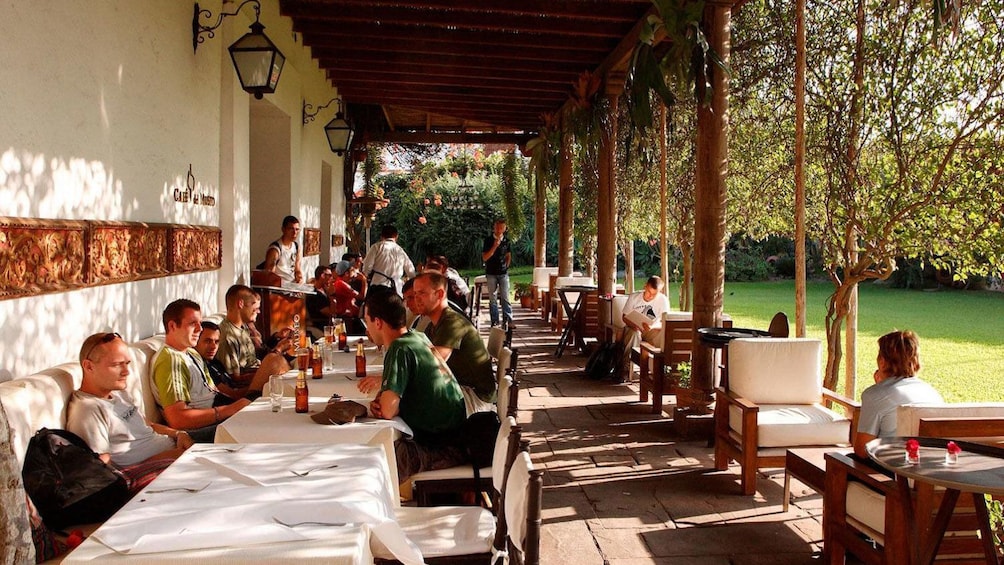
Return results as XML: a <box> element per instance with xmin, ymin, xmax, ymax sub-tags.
<box><xmin>357</xmin><ymin>286</ymin><xmax>467</xmax><ymax>482</ymax></box>
<box><xmin>412</xmin><ymin>272</ymin><xmax>496</xmax><ymax>402</ymax></box>
<box><xmin>216</xmin><ymin>285</ymin><xmax>291</xmax><ymax>392</ymax></box>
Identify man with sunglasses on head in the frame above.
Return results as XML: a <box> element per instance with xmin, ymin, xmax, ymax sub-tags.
<box><xmin>67</xmin><ymin>332</ymin><xmax>193</xmax><ymax>490</ymax></box>
<box><xmin>151</xmin><ymin>299</ymin><xmax>250</xmax><ymax>443</ymax></box>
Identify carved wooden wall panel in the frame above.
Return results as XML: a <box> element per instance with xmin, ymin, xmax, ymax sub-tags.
<box><xmin>170</xmin><ymin>226</ymin><xmax>223</xmax><ymax>273</ymax></box>
<box><xmin>89</xmin><ymin>223</ymin><xmax>170</xmax><ymax>285</ymax></box>
<box><xmin>303</xmin><ymin>228</ymin><xmax>321</xmax><ymax>257</ymax></box>
<box><xmin>0</xmin><ymin>218</ymin><xmax>88</xmax><ymax>299</ymax></box>
<box><xmin>0</xmin><ymin>217</ymin><xmax>223</xmax><ymax>300</ymax></box>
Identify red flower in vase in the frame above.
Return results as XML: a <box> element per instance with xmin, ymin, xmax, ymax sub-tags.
<box><xmin>946</xmin><ymin>441</ymin><xmax>962</xmax><ymax>455</ymax></box>
<box><xmin>905</xmin><ymin>438</ymin><xmax>920</xmax><ymax>454</ymax></box>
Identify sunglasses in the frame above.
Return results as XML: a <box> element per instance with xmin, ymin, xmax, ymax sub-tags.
<box><xmin>83</xmin><ymin>332</ymin><xmax>121</xmax><ymax>362</ymax></box>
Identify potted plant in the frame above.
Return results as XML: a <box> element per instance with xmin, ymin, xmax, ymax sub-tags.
<box><xmin>513</xmin><ymin>282</ymin><xmax>533</xmax><ymax>309</ymax></box>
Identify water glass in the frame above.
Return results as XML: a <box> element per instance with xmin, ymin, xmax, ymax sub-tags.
<box><xmin>268</xmin><ymin>374</ymin><xmax>284</xmax><ymax>412</ymax></box>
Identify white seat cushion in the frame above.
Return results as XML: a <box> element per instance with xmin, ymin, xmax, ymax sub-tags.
<box><xmin>730</xmin><ymin>403</ymin><xmax>851</xmax><ymax>447</ymax></box>
<box><xmin>610</xmin><ymin>295</ymin><xmax>628</xmax><ymax>329</ymax></box>
<box><xmin>411</xmin><ymin>464</ymin><xmax>490</xmax><ymax>483</ymax></box>
<box><xmin>846</xmin><ymin>481</ymin><xmax>887</xmax><ymax>542</ymax></box>
<box><xmin>532</xmin><ymin>267</ymin><xmax>558</xmax><ymax>290</ymax></box>
<box><xmin>729</xmin><ymin>338</ymin><xmax>822</xmax><ymax>405</ymax></box>
<box><xmin>371</xmin><ymin>506</ymin><xmax>494</xmax><ymax>559</ymax></box>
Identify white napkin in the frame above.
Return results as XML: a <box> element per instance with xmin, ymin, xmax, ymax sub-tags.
<box><xmin>272</xmin><ymin>501</ymin><xmax>424</xmax><ymax>565</ymax></box>
<box><xmin>194</xmin><ymin>456</ymin><xmax>265</xmax><ymax>486</ymax></box>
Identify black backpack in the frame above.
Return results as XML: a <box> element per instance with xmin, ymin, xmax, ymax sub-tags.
<box><xmin>585</xmin><ymin>341</ymin><xmax>622</xmax><ymax>380</ymax></box>
<box><xmin>22</xmin><ymin>428</ymin><xmax>130</xmax><ymax>530</ymax></box>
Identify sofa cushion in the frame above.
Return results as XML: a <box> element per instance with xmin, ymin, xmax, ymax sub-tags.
<box><xmin>896</xmin><ymin>402</ymin><xmax>1004</xmax><ymax>437</ymax></box>
<box><xmin>728</xmin><ymin>338</ymin><xmax>822</xmax><ymax>405</ymax></box>
<box><xmin>846</xmin><ymin>481</ymin><xmax>887</xmax><ymax>541</ymax></box>
<box><xmin>729</xmin><ymin>403</ymin><xmax>851</xmax><ymax>448</ymax></box>
<box><xmin>610</xmin><ymin>295</ymin><xmax>629</xmax><ymax>329</ymax></box>
<box><xmin>0</xmin><ymin>366</ymin><xmax>79</xmax><ymax>469</ymax></box>
<box><xmin>129</xmin><ymin>336</ymin><xmax>166</xmax><ymax>425</ymax></box>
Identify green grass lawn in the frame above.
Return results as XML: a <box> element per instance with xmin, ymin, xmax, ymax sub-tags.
<box><xmin>492</xmin><ymin>270</ymin><xmax>1004</xmax><ymax>403</ymax></box>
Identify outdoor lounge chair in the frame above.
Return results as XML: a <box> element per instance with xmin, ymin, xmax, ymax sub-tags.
<box><xmin>714</xmin><ymin>338</ymin><xmax>860</xmax><ymax>495</ymax></box>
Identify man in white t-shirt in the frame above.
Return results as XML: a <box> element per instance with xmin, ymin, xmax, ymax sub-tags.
<box><xmin>263</xmin><ymin>215</ymin><xmax>303</xmax><ymax>284</ymax></box>
<box><xmin>619</xmin><ymin>276</ymin><xmax>671</xmax><ymax>381</ymax></box>
<box><xmin>363</xmin><ymin>224</ymin><xmax>416</xmax><ymax>295</ymax></box>
<box><xmin>67</xmin><ymin>333</ymin><xmax>193</xmax><ymax>467</ymax></box>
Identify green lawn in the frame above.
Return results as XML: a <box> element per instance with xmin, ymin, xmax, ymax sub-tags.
<box><xmin>493</xmin><ymin>270</ymin><xmax>1004</xmax><ymax>403</ymax></box>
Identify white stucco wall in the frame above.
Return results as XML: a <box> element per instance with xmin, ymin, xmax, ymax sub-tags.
<box><xmin>0</xmin><ymin>0</ymin><xmax>346</xmax><ymax>379</ymax></box>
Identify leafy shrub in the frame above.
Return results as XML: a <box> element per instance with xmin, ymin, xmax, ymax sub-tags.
<box><xmin>725</xmin><ymin>249</ymin><xmax>771</xmax><ymax>282</ymax></box>
<box><xmin>772</xmin><ymin>254</ymin><xmax>796</xmax><ymax>278</ymax></box>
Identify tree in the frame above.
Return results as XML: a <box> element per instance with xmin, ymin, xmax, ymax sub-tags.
<box><xmin>807</xmin><ymin>0</ymin><xmax>1004</xmax><ymax>391</ymax></box>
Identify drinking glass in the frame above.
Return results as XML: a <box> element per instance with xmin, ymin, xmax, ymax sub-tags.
<box><xmin>268</xmin><ymin>374</ymin><xmax>284</xmax><ymax>412</ymax></box>
<box><xmin>324</xmin><ymin>325</ymin><xmax>335</xmax><ymax>345</ymax></box>
<box><xmin>296</xmin><ymin>347</ymin><xmax>311</xmax><ymax>371</ymax></box>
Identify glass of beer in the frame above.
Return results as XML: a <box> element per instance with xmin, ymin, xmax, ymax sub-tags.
<box><xmin>296</xmin><ymin>347</ymin><xmax>311</xmax><ymax>372</ymax></box>
<box><xmin>324</xmin><ymin>325</ymin><xmax>335</xmax><ymax>344</ymax></box>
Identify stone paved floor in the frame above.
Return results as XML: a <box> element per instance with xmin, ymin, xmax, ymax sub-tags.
<box><xmin>494</xmin><ymin>307</ymin><xmax>826</xmax><ymax>564</ymax></box>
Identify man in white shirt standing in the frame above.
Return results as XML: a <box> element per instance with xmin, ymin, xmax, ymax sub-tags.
<box><xmin>362</xmin><ymin>224</ymin><xmax>416</xmax><ymax>296</ymax></box>
<box><xmin>263</xmin><ymin>215</ymin><xmax>303</xmax><ymax>284</ymax></box>
<box><xmin>619</xmin><ymin>276</ymin><xmax>671</xmax><ymax>381</ymax></box>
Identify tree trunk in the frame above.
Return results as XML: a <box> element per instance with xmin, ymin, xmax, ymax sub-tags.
<box><xmin>688</xmin><ymin>4</ymin><xmax>731</xmax><ymax>413</ymax></box>
<box><xmin>844</xmin><ymin>224</ymin><xmax>859</xmax><ymax>397</ymax></box>
<box><xmin>677</xmin><ymin>228</ymin><xmax>693</xmax><ymax>312</ymax></box>
<box><xmin>823</xmin><ymin>280</ymin><xmax>852</xmax><ymax>392</ymax></box>
<box><xmin>622</xmin><ymin>240</ymin><xmax>634</xmax><ymax>293</ymax></box>
<box><xmin>533</xmin><ymin>169</ymin><xmax>546</xmax><ymax>267</ymax></box>
<box><xmin>794</xmin><ymin>0</ymin><xmax>807</xmax><ymax>337</ymax></box>
<box><xmin>660</xmin><ymin>102</ymin><xmax>670</xmax><ymax>293</ymax></box>
<box><xmin>558</xmin><ymin>128</ymin><xmax>574</xmax><ymax>276</ymax></box>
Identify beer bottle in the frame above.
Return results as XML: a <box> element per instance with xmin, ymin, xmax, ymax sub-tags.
<box><xmin>295</xmin><ymin>371</ymin><xmax>309</xmax><ymax>413</ymax></box>
<box><xmin>355</xmin><ymin>341</ymin><xmax>366</xmax><ymax>379</ymax></box>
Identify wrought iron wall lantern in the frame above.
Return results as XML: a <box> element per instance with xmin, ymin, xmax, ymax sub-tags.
<box><xmin>303</xmin><ymin>97</ymin><xmax>354</xmax><ymax>156</ymax></box>
<box><xmin>193</xmin><ymin>0</ymin><xmax>285</xmax><ymax>100</ymax></box>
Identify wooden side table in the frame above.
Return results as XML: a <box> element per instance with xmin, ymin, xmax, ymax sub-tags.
<box><xmin>784</xmin><ymin>447</ymin><xmax>851</xmax><ymax>512</ymax></box>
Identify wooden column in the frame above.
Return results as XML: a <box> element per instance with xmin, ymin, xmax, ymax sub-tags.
<box><xmin>533</xmin><ymin>166</ymin><xmax>546</xmax><ymax>267</ymax></box>
<box><xmin>686</xmin><ymin>3</ymin><xmax>732</xmax><ymax>415</ymax></box>
<box><xmin>660</xmin><ymin>103</ymin><xmax>670</xmax><ymax>293</ymax></box>
<box><xmin>596</xmin><ymin>73</ymin><xmax>625</xmax><ymax>306</ymax></box>
<box><xmin>558</xmin><ymin>127</ymin><xmax>574</xmax><ymax>276</ymax></box>
<box><xmin>794</xmin><ymin>0</ymin><xmax>807</xmax><ymax>337</ymax></box>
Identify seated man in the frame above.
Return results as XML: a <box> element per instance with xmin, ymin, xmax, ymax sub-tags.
<box><xmin>196</xmin><ymin>321</ymin><xmax>253</xmax><ymax>400</ymax></box>
<box><xmin>356</xmin><ymin>287</ymin><xmax>467</xmax><ymax>482</ymax></box>
<box><xmin>216</xmin><ymin>285</ymin><xmax>291</xmax><ymax>392</ymax></box>
<box><xmin>425</xmin><ymin>255</ymin><xmax>469</xmax><ymax>313</ymax></box>
<box><xmin>152</xmin><ymin>299</ymin><xmax>250</xmax><ymax>443</ymax></box>
<box><xmin>412</xmin><ymin>272</ymin><xmax>496</xmax><ymax>402</ymax></box>
<box><xmin>68</xmin><ymin>332</ymin><xmax>193</xmax><ymax>492</ymax></box>
<box><xmin>306</xmin><ymin>265</ymin><xmax>337</xmax><ymax>333</ymax></box>
<box><xmin>853</xmin><ymin>330</ymin><xmax>943</xmax><ymax>457</ymax></box>
<box><xmin>618</xmin><ymin>276</ymin><xmax>671</xmax><ymax>381</ymax></box>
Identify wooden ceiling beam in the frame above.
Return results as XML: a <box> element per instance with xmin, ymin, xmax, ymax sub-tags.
<box><xmin>280</xmin><ymin>5</ymin><xmax>631</xmax><ymax>38</ymax></box>
<box><xmin>325</xmin><ymin>62</ymin><xmax>578</xmax><ymax>86</ymax></box>
<box><xmin>315</xmin><ymin>50</ymin><xmax>590</xmax><ymax>76</ymax></box>
<box><xmin>286</xmin><ymin>0</ymin><xmax>649</xmax><ymax>22</ymax></box>
<box><xmin>342</xmin><ymin>90</ymin><xmax>560</xmax><ymax>110</ymax></box>
<box><xmin>363</xmin><ymin>131</ymin><xmax>536</xmax><ymax>145</ymax></box>
<box><xmin>293</xmin><ymin>21</ymin><xmax>614</xmax><ymax>53</ymax></box>
<box><xmin>333</xmin><ymin>75</ymin><xmax>570</xmax><ymax>97</ymax></box>
<box><xmin>324</xmin><ymin>65</ymin><xmax>575</xmax><ymax>89</ymax></box>
<box><xmin>306</xmin><ymin>39</ymin><xmax>602</xmax><ymax>66</ymax></box>
<box><xmin>334</xmin><ymin>79</ymin><xmax>567</xmax><ymax>101</ymax></box>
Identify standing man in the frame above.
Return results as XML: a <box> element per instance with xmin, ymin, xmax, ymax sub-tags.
<box><xmin>482</xmin><ymin>218</ymin><xmax>512</xmax><ymax>329</ymax></box>
<box><xmin>356</xmin><ymin>287</ymin><xmax>467</xmax><ymax>483</ymax></box>
<box><xmin>412</xmin><ymin>272</ymin><xmax>496</xmax><ymax>402</ymax></box>
<box><xmin>263</xmin><ymin>215</ymin><xmax>303</xmax><ymax>284</ymax></box>
<box><xmin>68</xmin><ymin>332</ymin><xmax>192</xmax><ymax>470</ymax></box>
<box><xmin>151</xmin><ymin>300</ymin><xmax>250</xmax><ymax>442</ymax></box>
<box><xmin>216</xmin><ymin>285</ymin><xmax>291</xmax><ymax>392</ymax></box>
<box><xmin>362</xmin><ymin>224</ymin><xmax>415</xmax><ymax>295</ymax></box>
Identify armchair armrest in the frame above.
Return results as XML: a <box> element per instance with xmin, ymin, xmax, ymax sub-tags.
<box><xmin>822</xmin><ymin>387</ymin><xmax>861</xmax><ymax>442</ymax></box>
<box><xmin>825</xmin><ymin>451</ymin><xmax>896</xmax><ymax>494</ymax></box>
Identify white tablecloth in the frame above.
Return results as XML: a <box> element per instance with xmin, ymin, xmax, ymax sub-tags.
<box><xmin>63</xmin><ymin>444</ymin><xmax>423</xmax><ymax>564</ymax></box>
<box><xmin>214</xmin><ymin>361</ymin><xmax>411</xmax><ymax>499</ymax></box>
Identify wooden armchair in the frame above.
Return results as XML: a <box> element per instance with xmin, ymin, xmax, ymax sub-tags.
<box><xmin>638</xmin><ymin>313</ymin><xmax>694</xmax><ymax>414</ymax></box>
<box><xmin>824</xmin><ymin>406</ymin><xmax>1004</xmax><ymax>565</ymax></box>
<box><xmin>529</xmin><ymin>267</ymin><xmax>557</xmax><ymax>312</ymax></box>
<box><xmin>713</xmin><ymin>338</ymin><xmax>860</xmax><ymax>495</ymax></box>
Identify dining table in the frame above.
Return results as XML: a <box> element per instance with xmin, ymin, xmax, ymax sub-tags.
<box><xmin>214</xmin><ymin>345</ymin><xmax>412</xmax><ymax>499</ymax></box>
<box><xmin>866</xmin><ymin>436</ymin><xmax>1004</xmax><ymax>565</ymax></box>
<box><xmin>62</xmin><ymin>443</ymin><xmax>424</xmax><ymax>564</ymax></box>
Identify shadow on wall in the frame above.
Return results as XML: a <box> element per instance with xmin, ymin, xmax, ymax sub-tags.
<box><xmin>1</xmin><ymin>148</ymin><xmax>227</xmax><ymax>379</ymax></box>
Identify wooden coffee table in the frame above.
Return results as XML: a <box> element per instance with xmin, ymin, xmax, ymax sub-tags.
<box><xmin>784</xmin><ymin>447</ymin><xmax>851</xmax><ymax>511</ymax></box>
